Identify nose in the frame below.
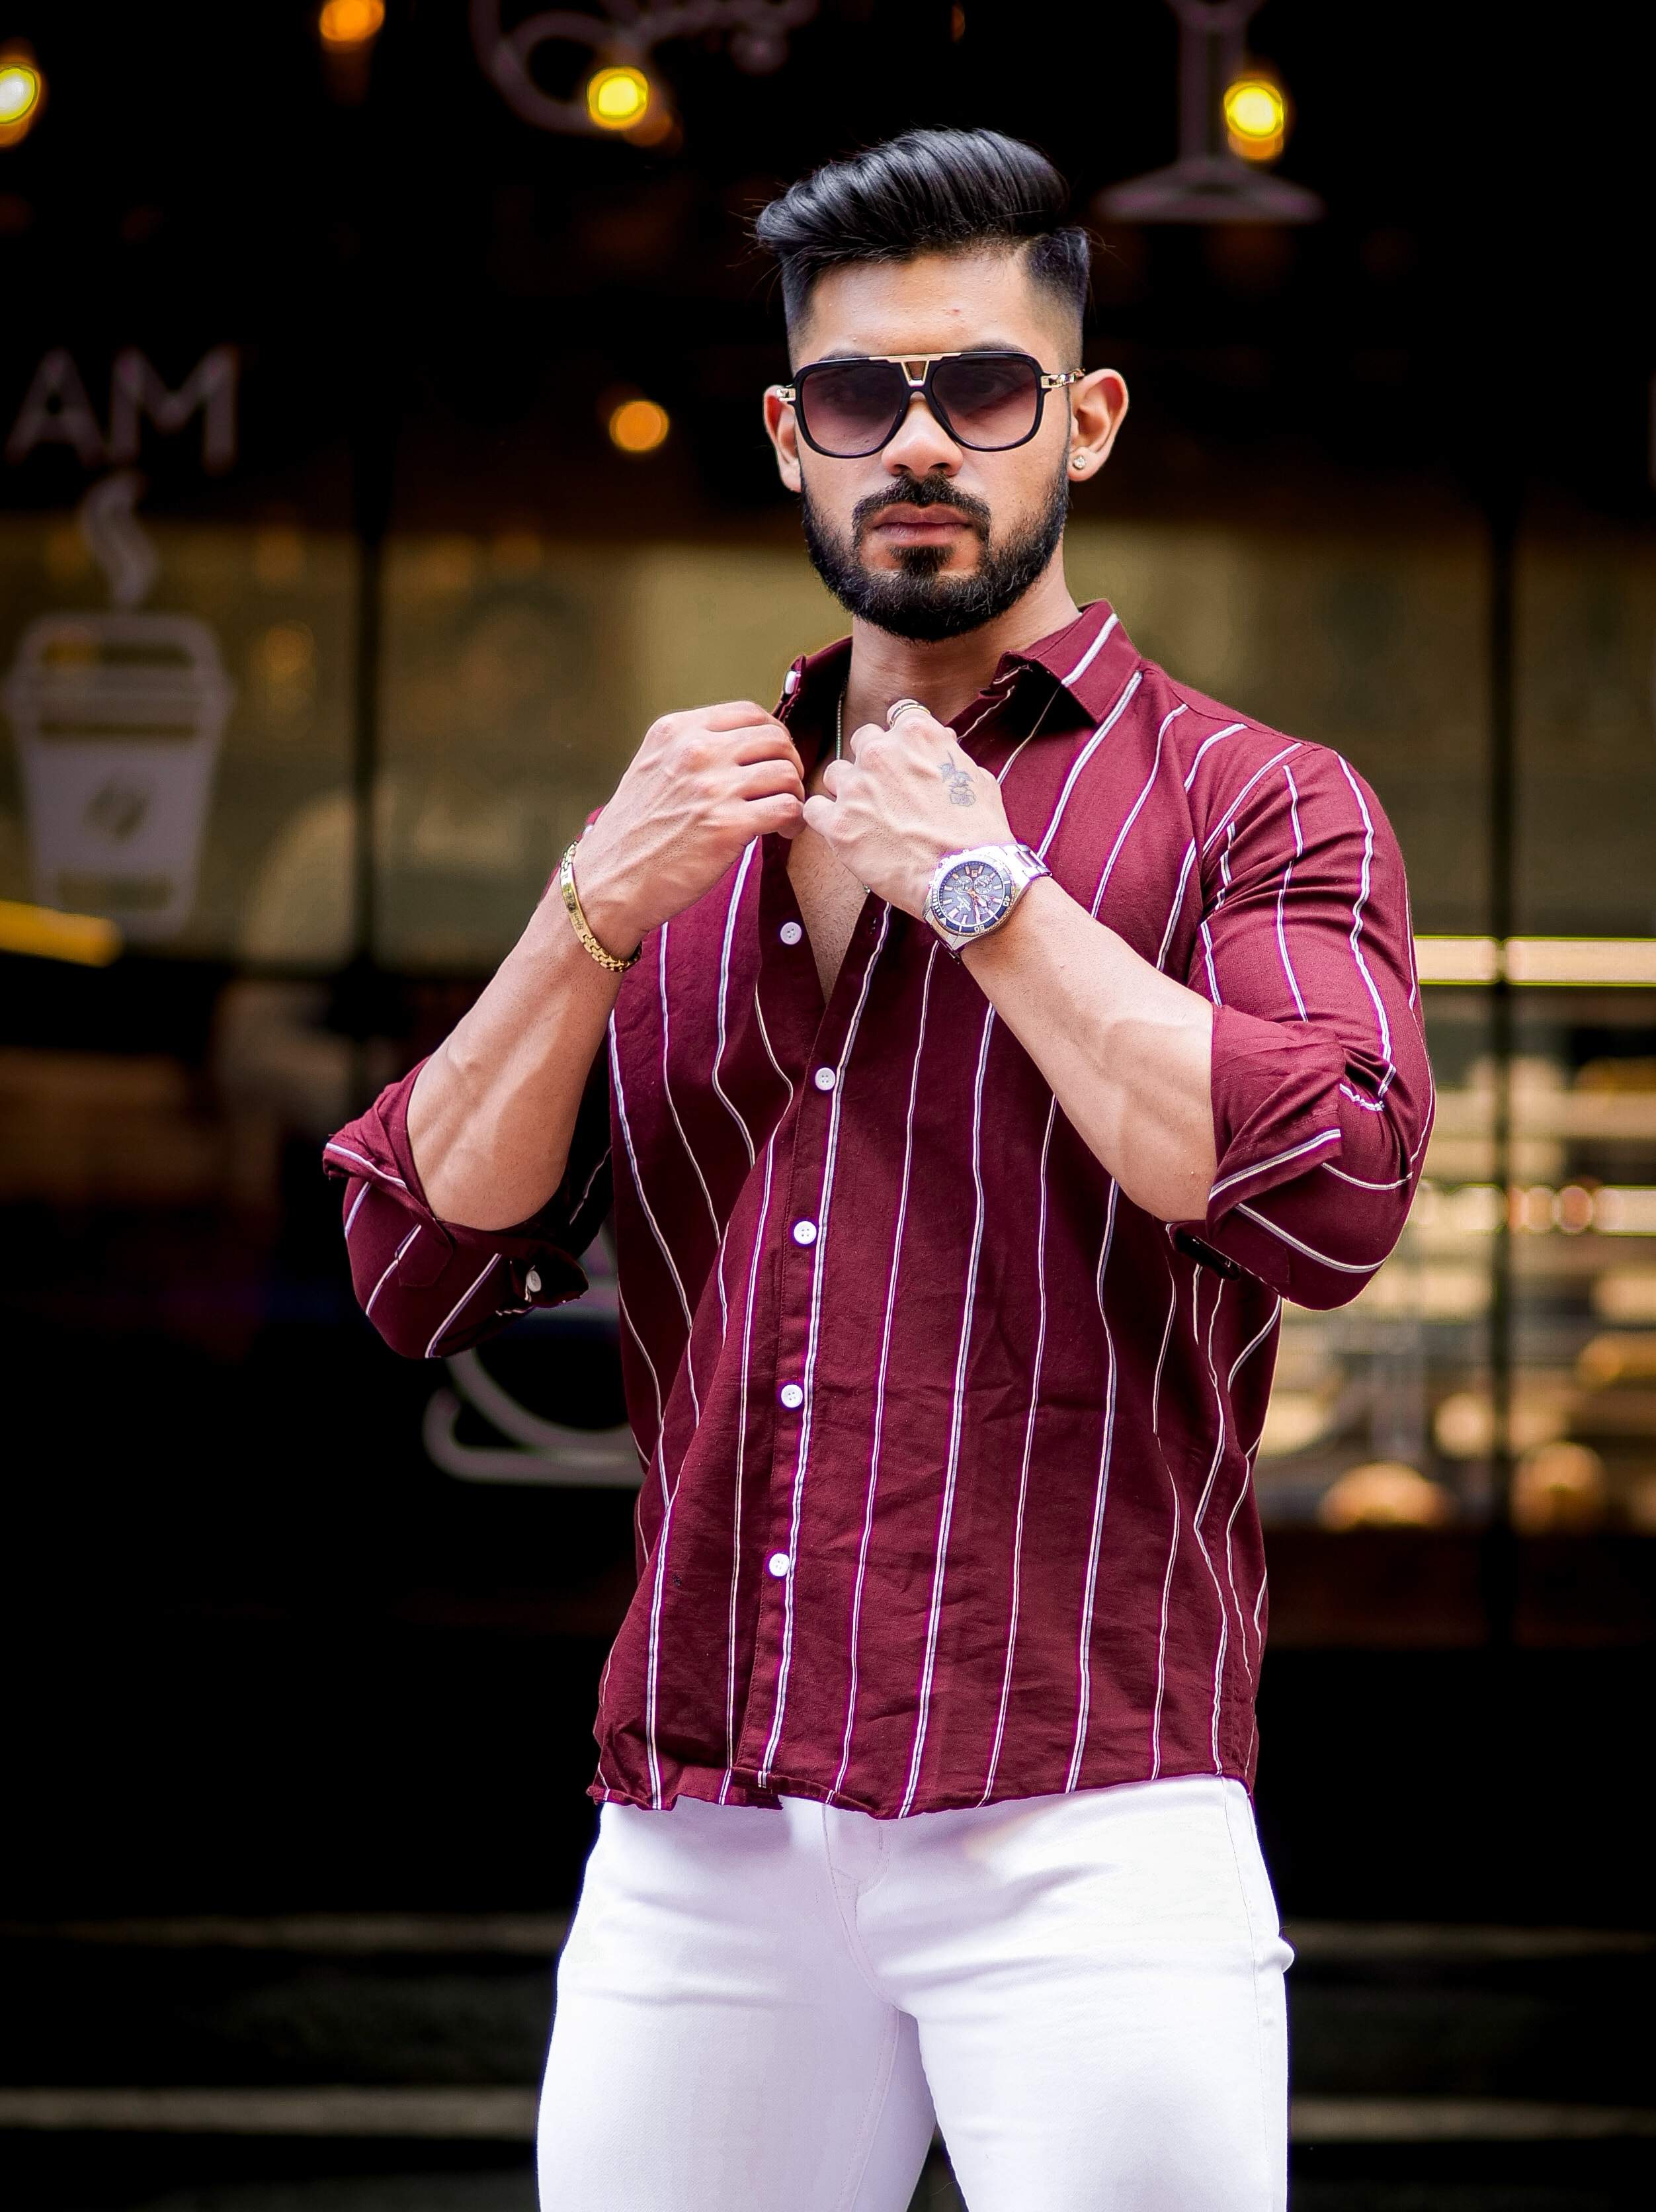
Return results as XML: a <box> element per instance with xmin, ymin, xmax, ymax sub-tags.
<box><xmin>881</xmin><ymin>387</ymin><xmax>961</xmax><ymax>477</ymax></box>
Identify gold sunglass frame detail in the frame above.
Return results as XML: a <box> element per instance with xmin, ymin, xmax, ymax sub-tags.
<box><xmin>771</xmin><ymin>351</ymin><xmax>1081</xmax><ymax>456</ymax></box>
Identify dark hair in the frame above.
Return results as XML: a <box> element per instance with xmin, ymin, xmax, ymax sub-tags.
<box><xmin>753</xmin><ymin>128</ymin><xmax>1091</xmax><ymax>358</ymax></box>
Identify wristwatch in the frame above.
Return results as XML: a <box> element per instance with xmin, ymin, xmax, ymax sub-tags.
<box><xmin>924</xmin><ymin>842</ymin><xmax>1050</xmax><ymax>957</ymax></box>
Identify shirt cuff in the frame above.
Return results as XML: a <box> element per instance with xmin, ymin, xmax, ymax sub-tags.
<box><xmin>1200</xmin><ymin>1001</ymin><xmax>1348</xmax><ymax>1232</ymax></box>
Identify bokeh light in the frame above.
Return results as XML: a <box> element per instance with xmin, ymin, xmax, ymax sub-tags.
<box><xmin>0</xmin><ymin>52</ymin><xmax>44</xmax><ymax>147</ymax></box>
<box><xmin>587</xmin><ymin>65</ymin><xmax>651</xmax><ymax>131</ymax></box>
<box><xmin>318</xmin><ymin>0</ymin><xmax>385</xmax><ymax>50</ymax></box>
<box><xmin>1223</xmin><ymin>74</ymin><xmax>1288</xmax><ymax>163</ymax></box>
<box><xmin>607</xmin><ymin>396</ymin><xmax>670</xmax><ymax>455</ymax></box>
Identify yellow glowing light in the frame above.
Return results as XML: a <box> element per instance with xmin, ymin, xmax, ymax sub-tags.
<box><xmin>588</xmin><ymin>65</ymin><xmax>651</xmax><ymax>130</ymax></box>
<box><xmin>1223</xmin><ymin>75</ymin><xmax>1287</xmax><ymax>163</ymax></box>
<box><xmin>319</xmin><ymin>0</ymin><xmax>385</xmax><ymax>50</ymax></box>
<box><xmin>607</xmin><ymin>397</ymin><xmax>670</xmax><ymax>454</ymax></box>
<box><xmin>0</xmin><ymin>56</ymin><xmax>42</xmax><ymax>144</ymax></box>
<box><xmin>0</xmin><ymin>898</ymin><xmax>121</xmax><ymax>966</ymax></box>
<box><xmin>1413</xmin><ymin>935</ymin><xmax>1656</xmax><ymax>987</ymax></box>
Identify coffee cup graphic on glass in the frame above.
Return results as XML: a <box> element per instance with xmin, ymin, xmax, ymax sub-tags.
<box><xmin>2</xmin><ymin>474</ymin><xmax>234</xmax><ymax>943</ymax></box>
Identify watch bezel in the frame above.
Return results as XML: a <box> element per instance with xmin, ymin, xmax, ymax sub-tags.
<box><xmin>932</xmin><ymin>853</ymin><xmax>1014</xmax><ymax>938</ymax></box>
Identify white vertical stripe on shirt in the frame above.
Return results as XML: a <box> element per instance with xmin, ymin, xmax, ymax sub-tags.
<box><xmin>1276</xmin><ymin>765</ymin><xmax>1310</xmax><ymax>1019</ymax></box>
<box><xmin>712</xmin><ymin>844</ymin><xmax>759</xmax><ymax>1170</ymax></box>
<box><xmin>752</xmin><ymin>986</ymin><xmax>794</xmax><ymax>1105</ymax></box>
<box><xmin>979</xmin><ymin>1091</ymin><xmax>1059</xmax><ymax>1807</ymax></box>
<box><xmin>1034</xmin><ymin>671</ymin><xmax>1143</xmax><ymax>861</ymax></box>
<box><xmin>1200</xmin><ymin>744</ymin><xmax>1303</xmax><ymax>857</ymax></box>
<box><xmin>720</xmin><ymin>1125</ymin><xmax>781</xmax><ymax>1801</ymax></box>
<box><xmin>1059</xmin><ymin>607</ymin><xmax>1119</xmax><ymax>687</ymax></box>
<box><xmin>899</xmin><ymin>998</ymin><xmax>997</xmax><ymax>1818</ymax></box>
<box><xmin>1190</xmin><ymin>1275</ymin><xmax>1233</xmax><ymax>1772</ymax></box>
<box><xmin>618</xmin><ymin>1281</ymin><xmax>672</xmax><ymax>1808</ymax></box>
<box><xmin>1148</xmin><ymin>1265</ymin><xmax>1182</xmax><ymax>1780</ymax></box>
<box><xmin>831</xmin><ymin>941</ymin><xmax>940</xmax><ymax>1805</ymax></box>
<box><xmin>1336</xmin><ymin>757</ymin><xmax>1396</xmax><ymax>1100</ymax></box>
<box><xmin>610</xmin><ymin>1023</ymin><xmax>702</xmax><ymax>1422</ymax></box>
<box><xmin>757</xmin><ymin>911</ymin><xmax>891</xmax><ymax>1788</ymax></box>
<box><xmin>657</xmin><ymin>923</ymin><xmax>729</xmax><ymax>1337</ymax></box>
<box><xmin>423</xmin><ymin>1255</ymin><xmax>500</xmax><ymax>1360</ymax></box>
<box><xmin>1089</xmin><ymin>704</ymin><xmax>1186</xmax><ymax>917</ymax></box>
<box><xmin>1182</xmin><ymin>720</ymin><xmax>1247</xmax><ymax>792</ymax></box>
<box><xmin>363</xmin><ymin>1224</ymin><xmax>420</xmax><ymax>1320</ymax></box>
<box><xmin>1067</xmin><ymin>1177</ymin><xmax>1123</xmax><ymax>1793</ymax></box>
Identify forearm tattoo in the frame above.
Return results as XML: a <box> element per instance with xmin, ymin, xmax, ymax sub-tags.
<box><xmin>940</xmin><ymin>755</ymin><xmax>977</xmax><ymax>807</ymax></box>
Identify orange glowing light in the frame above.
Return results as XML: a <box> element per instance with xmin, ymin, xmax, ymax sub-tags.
<box><xmin>1223</xmin><ymin>75</ymin><xmax>1287</xmax><ymax>163</ymax></box>
<box><xmin>319</xmin><ymin>0</ymin><xmax>386</xmax><ymax>50</ymax></box>
<box><xmin>0</xmin><ymin>49</ymin><xmax>44</xmax><ymax>147</ymax></box>
<box><xmin>588</xmin><ymin>65</ymin><xmax>651</xmax><ymax>130</ymax></box>
<box><xmin>608</xmin><ymin>397</ymin><xmax>670</xmax><ymax>455</ymax></box>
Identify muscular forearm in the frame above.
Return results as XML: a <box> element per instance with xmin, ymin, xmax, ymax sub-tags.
<box><xmin>962</xmin><ymin>876</ymin><xmax>1216</xmax><ymax>1221</ymax></box>
<box><xmin>407</xmin><ymin>888</ymin><xmax>622</xmax><ymax>1232</ymax></box>
<box><xmin>407</xmin><ymin>700</ymin><xmax>806</xmax><ymax>1233</ymax></box>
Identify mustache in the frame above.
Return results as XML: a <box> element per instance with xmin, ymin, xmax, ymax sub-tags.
<box><xmin>851</xmin><ymin>478</ymin><xmax>992</xmax><ymax>544</ymax></box>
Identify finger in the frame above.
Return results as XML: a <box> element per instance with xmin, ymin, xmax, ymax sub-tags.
<box><xmin>802</xmin><ymin>792</ymin><xmax>837</xmax><ymax>838</ymax></box>
<box><xmin>735</xmin><ymin>758</ymin><xmax>807</xmax><ymax>802</ymax></box>
<box><xmin>843</xmin><ymin>721</ymin><xmax>886</xmax><ymax>765</ymax></box>
<box><xmin>889</xmin><ymin>707</ymin><xmax>952</xmax><ymax>746</ymax></box>
<box><xmin>748</xmin><ymin>794</ymin><xmax>806</xmax><ymax>839</ymax></box>
<box><xmin>729</xmin><ymin>723</ymin><xmax>805</xmax><ymax>775</ymax></box>
<box><xmin>819</xmin><ymin>758</ymin><xmax>847</xmax><ymax>798</ymax></box>
<box><xmin>701</xmin><ymin>700</ymin><xmax>783</xmax><ymax>732</ymax></box>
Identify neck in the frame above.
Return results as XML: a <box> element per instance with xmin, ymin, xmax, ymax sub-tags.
<box><xmin>840</xmin><ymin>555</ymin><xmax>1080</xmax><ymax>734</ymax></box>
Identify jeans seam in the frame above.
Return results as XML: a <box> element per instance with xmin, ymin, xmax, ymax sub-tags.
<box><xmin>1220</xmin><ymin>1781</ymin><xmax>1284</xmax><ymax>2211</ymax></box>
<box><xmin>821</xmin><ymin>1814</ymin><xmax>895</xmax><ymax>2006</ymax></box>
<box><xmin>831</xmin><ymin>2008</ymin><xmax>905</xmax><ymax>2212</ymax></box>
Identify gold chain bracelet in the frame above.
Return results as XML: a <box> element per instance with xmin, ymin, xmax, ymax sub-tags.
<box><xmin>558</xmin><ymin>841</ymin><xmax>640</xmax><ymax>973</ymax></box>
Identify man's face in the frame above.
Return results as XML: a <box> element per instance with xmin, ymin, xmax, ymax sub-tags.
<box><xmin>763</xmin><ymin>248</ymin><xmax>1125</xmax><ymax>642</ymax></box>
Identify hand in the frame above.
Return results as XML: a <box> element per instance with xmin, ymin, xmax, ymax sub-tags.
<box><xmin>575</xmin><ymin>701</ymin><xmax>806</xmax><ymax>948</ymax></box>
<box><xmin>801</xmin><ymin>704</ymin><xmax>1014</xmax><ymax>917</ymax></box>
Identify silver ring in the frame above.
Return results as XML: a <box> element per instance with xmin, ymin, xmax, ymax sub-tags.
<box><xmin>885</xmin><ymin>697</ymin><xmax>929</xmax><ymax>728</ymax></box>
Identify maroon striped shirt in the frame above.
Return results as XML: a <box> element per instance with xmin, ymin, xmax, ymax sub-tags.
<box><xmin>325</xmin><ymin>599</ymin><xmax>1433</xmax><ymax>1818</ymax></box>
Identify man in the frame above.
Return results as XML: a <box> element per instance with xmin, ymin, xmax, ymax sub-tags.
<box><xmin>325</xmin><ymin>128</ymin><xmax>1431</xmax><ymax>2211</ymax></box>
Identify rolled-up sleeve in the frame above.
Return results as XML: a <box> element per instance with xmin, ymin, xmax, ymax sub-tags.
<box><xmin>321</xmin><ymin>1050</ymin><xmax>613</xmax><ymax>1359</ymax></box>
<box><xmin>1175</xmin><ymin>742</ymin><xmax>1434</xmax><ymax>1310</ymax></box>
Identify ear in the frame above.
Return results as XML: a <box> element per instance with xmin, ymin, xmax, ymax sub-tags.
<box><xmin>763</xmin><ymin>387</ymin><xmax>804</xmax><ymax>495</ymax></box>
<box><xmin>1067</xmin><ymin>368</ymin><xmax>1130</xmax><ymax>480</ymax></box>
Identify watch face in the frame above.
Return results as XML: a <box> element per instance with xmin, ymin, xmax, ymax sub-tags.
<box><xmin>936</xmin><ymin>857</ymin><xmax>1011</xmax><ymax>935</ymax></box>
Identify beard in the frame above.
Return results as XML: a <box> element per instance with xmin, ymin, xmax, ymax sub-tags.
<box><xmin>798</xmin><ymin>462</ymin><xmax>1071</xmax><ymax>644</ymax></box>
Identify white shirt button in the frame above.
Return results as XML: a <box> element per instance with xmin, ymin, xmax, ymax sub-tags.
<box><xmin>766</xmin><ymin>1551</ymin><xmax>792</xmax><ymax>1579</ymax></box>
<box><xmin>813</xmin><ymin>1066</ymin><xmax>836</xmax><ymax>1092</ymax></box>
<box><xmin>792</xmin><ymin>1218</ymin><xmax>817</xmax><ymax>1246</ymax></box>
<box><xmin>778</xmin><ymin>1381</ymin><xmax>804</xmax><ymax>1410</ymax></box>
<box><xmin>525</xmin><ymin>1268</ymin><xmax>542</xmax><ymax>1295</ymax></box>
<box><xmin>780</xmin><ymin>919</ymin><xmax>803</xmax><ymax>946</ymax></box>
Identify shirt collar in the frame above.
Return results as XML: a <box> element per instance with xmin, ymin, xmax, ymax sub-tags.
<box><xmin>991</xmin><ymin>599</ymin><xmax>1139</xmax><ymax>723</ymax></box>
<box><xmin>774</xmin><ymin>599</ymin><xmax>1136</xmax><ymax>742</ymax></box>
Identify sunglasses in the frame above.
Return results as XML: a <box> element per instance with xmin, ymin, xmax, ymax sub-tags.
<box><xmin>774</xmin><ymin>351</ymin><xmax>1080</xmax><ymax>460</ymax></box>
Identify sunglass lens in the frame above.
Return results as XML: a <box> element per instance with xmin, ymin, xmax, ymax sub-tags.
<box><xmin>931</xmin><ymin>355</ymin><xmax>1042</xmax><ymax>448</ymax></box>
<box><xmin>798</xmin><ymin>361</ymin><xmax>906</xmax><ymax>456</ymax></box>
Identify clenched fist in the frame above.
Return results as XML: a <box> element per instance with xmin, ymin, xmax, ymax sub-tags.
<box><xmin>576</xmin><ymin>701</ymin><xmax>806</xmax><ymax>951</ymax></box>
<box><xmin>802</xmin><ymin>704</ymin><xmax>1014</xmax><ymax>917</ymax></box>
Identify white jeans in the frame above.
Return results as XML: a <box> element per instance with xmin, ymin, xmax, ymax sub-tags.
<box><xmin>538</xmin><ymin>1777</ymin><xmax>1291</xmax><ymax>2212</ymax></box>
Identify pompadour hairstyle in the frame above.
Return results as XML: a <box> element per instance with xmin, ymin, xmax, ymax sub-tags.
<box><xmin>753</xmin><ymin>128</ymin><xmax>1091</xmax><ymax>357</ymax></box>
